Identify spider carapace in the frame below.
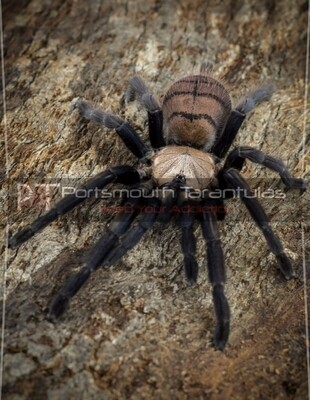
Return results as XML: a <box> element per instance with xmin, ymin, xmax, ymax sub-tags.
<box><xmin>9</xmin><ymin>69</ymin><xmax>306</xmax><ymax>350</ymax></box>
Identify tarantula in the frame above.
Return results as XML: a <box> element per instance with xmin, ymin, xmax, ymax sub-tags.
<box><xmin>9</xmin><ymin>68</ymin><xmax>306</xmax><ymax>350</ymax></box>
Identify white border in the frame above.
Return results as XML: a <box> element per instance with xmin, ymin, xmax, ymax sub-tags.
<box><xmin>0</xmin><ymin>1</ymin><xmax>8</xmax><ymax>399</ymax></box>
<box><xmin>302</xmin><ymin>3</ymin><xmax>310</xmax><ymax>399</ymax></box>
<box><xmin>0</xmin><ymin>2</ymin><xmax>309</xmax><ymax>399</ymax></box>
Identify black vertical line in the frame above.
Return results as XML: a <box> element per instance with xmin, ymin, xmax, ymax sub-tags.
<box><xmin>190</xmin><ymin>77</ymin><xmax>199</xmax><ymax>121</ymax></box>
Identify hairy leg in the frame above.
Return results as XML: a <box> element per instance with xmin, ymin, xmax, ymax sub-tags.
<box><xmin>104</xmin><ymin>198</ymin><xmax>160</xmax><ymax>265</ymax></box>
<box><xmin>156</xmin><ymin>176</ymin><xmax>186</xmax><ymax>224</ymax></box>
<box><xmin>200</xmin><ymin>203</ymin><xmax>230</xmax><ymax>350</ymax></box>
<box><xmin>224</xmin><ymin>146</ymin><xmax>306</xmax><ymax>189</ymax></box>
<box><xmin>78</xmin><ymin>101</ymin><xmax>150</xmax><ymax>158</ymax></box>
<box><xmin>222</xmin><ymin>168</ymin><xmax>294</xmax><ymax>279</ymax></box>
<box><xmin>211</xmin><ymin>83</ymin><xmax>274</xmax><ymax>158</ymax></box>
<box><xmin>47</xmin><ymin>194</ymin><xmax>142</xmax><ymax>320</ymax></box>
<box><xmin>176</xmin><ymin>201</ymin><xmax>198</xmax><ymax>284</ymax></box>
<box><xmin>126</xmin><ymin>76</ymin><xmax>165</xmax><ymax>148</ymax></box>
<box><xmin>9</xmin><ymin>166</ymin><xmax>142</xmax><ymax>248</ymax></box>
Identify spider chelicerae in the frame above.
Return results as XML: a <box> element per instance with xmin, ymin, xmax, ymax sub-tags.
<box><xmin>9</xmin><ymin>67</ymin><xmax>306</xmax><ymax>350</ymax></box>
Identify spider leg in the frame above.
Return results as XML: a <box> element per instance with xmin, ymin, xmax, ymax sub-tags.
<box><xmin>176</xmin><ymin>202</ymin><xmax>198</xmax><ymax>284</ymax></box>
<box><xmin>200</xmin><ymin>203</ymin><xmax>230</xmax><ymax>350</ymax></box>
<box><xmin>224</xmin><ymin>146</ymin><xmax>307</xmax><ymax>190</ymax></box>
<box><xmin>211</xmin><ymin>110</ymin><xmax>245</xmax><ymax>159</ymax></box>
<box><xmin>211</xmin><ymin>83</ymin><xmax>274</xmax><ymax>158</ymax></box>
<box><xmin>222</xmin><ymin>168</ymin><xmax>293</xmax><ymax>279</ymax></box>
<box><xmin>126</xmin><ymin>76</ymin><xmax>165</xmax><ymax>149</ymax></box>
<box><xmin>201</xmin><ymin>197</ymin><xmax>227</xmax><ymax>221</ymax></box>
<box><xmin>155</xmin><ymin>174</ymin><xmax>188</xmax><ymax>224</ymax></box>
<box><xmin>104</xmin><ymin>198</ymin><xmax>160</xmax><ymax>266</ymax></box>
<box><xmin>235</xmin><ymin>83</ymin><xmax>275</xmax><ymax>115</ymax></box>
<box><xmin>47</xmin><ymin>194</ymin><xmax>141</xmax><ymax>320</ymax></box>
<box><xmin>8</xmin><ymin>166</ymin><xmax>142</xmax><ymax>248</ymax></box>
<box><xmin>78</xmin><ymin>101</ymin><xmax>150</xmax><ymax>159</ymax></box>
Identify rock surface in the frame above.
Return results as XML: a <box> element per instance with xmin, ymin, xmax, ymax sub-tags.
<box><xmin>2</xmin><ymin>1</ymin><xmax>309</xmax><ymax>399</ymax></box>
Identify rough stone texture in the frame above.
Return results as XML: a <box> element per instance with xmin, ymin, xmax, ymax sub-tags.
<box><xmin>1</xmin><ymin>1</ymin><xmax>309</xmax><ymax>399</ymax></box>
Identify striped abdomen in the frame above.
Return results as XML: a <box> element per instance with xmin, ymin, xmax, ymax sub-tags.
<box><xmin>162</xmin><ymin>74</ymin><xmax>232</xmax><ymax>150</ymax></box>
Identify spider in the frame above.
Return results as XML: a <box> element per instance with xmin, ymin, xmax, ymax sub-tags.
<box><xmin>9</xmin><ymin>67</ymin><xmax>306</xmax><ymax>350</ymax></box>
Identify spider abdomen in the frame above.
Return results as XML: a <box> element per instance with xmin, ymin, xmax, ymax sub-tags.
<box><xmin>151</xmin><ymin>146</ymin><xmax>216</xmax><ymax>190</ymax></box>
<box><xmin>162</xmin><ymin>74</ymin><xmax>232</xmax><ymax>150</ymax></box>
